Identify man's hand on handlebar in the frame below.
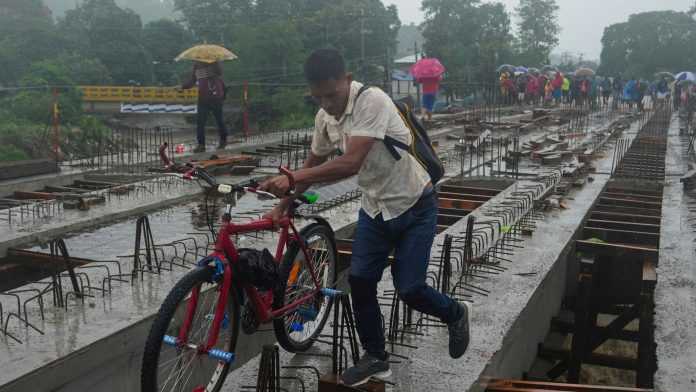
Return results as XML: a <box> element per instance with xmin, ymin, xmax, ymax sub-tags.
<box><xmin>259</xmin><ymin>175</ymin><xmax>291</xmax><ymax>199</ymax></box>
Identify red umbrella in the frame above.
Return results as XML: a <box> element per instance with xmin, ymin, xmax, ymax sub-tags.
<box><xmin>409</xmin><ymin>58</ymin><xmax>446</xmax><ymax>79</ymax></box>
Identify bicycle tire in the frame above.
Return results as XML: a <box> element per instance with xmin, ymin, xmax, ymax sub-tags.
<box><xmin>141</xmin><ymin>266</ymin><xmax>240</xmax><ymax>392</ymax></box>
<box><xmin>273</xmin><ymin>222</ymin><xmax>338</xmax><ymax>352</ymax></box>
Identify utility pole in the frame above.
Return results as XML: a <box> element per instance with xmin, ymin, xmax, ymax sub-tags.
<box><xmin>562</xmin><ymin>51</ymin><xmax>569</xmax><ymax>68</ymax></box>
<box><xmin>386</xmin><ymin>46</ymin><xmax>392</xmax><ymax>97</ymax></box>
<box><xmin>414</xmin><ymin>41</ymin><xmax>420</xmax><ymax>110</ymax></box>
<box><xmin>577</xmin><ymin>53</ymin><xmax>584</xmax><ymax>69</ymax></box>
<box><xmin>360</xmin><ymin>8</ymin><xmax>365</xmax><ymax>80</ymax></box>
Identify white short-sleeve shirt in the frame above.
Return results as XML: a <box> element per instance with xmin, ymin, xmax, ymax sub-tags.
<box><xmin>310</xmin><ymin>81</ymin><xmax>430</xmax><ymax>220</ymax></box>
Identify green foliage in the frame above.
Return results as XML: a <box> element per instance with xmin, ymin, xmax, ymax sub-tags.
<box><xmin>143</xmin><ymin>19</ymin><xmax>194</xmax><ymax>85</ymax></box>
<box><xmin>598</xmin><ymin>11</ymin><xmax>696</xmax><ymax>77</ymax></box>
<box><xmin>421</xmin><ymin>1</ymin><xmax>513</xmax><ymax>92</ymax></box>
<box><xmin>58</xmin><ymin>0</ymin><xmax>153</xmax><ymax>84</ymax></box>
<box><xmin>515</xmin><ymin>0</ymin><xmax>560</xmax><ymax>66</ymax></box>
<box><xmin>397</xmin><ymin>23</ymin><xmax>424</xmax><ymax>57</ymax></box>
<box><xmin>173</xmin><ymin>0</ymin><xmax>253</xmax><ymax>43</ymax></box>
<box><xmin>0</xmin><ymin>0</ymin><xmax>60</xmax><ymax>86</ymax></box>
<box><xmin>45</xmin><ymin>0</ymin><xmax>180</xmax><ymax>23</ymax></box>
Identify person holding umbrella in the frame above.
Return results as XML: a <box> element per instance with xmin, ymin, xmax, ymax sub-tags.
<box><xmin>410</xmin><ymin>57</ymin><xmax>446</xmax><ymax>122</ymax></box>
<box><xmin>175</xmin><ymin>44</ymin><xmax>237</xmax><ymax>153</ymax></box>
<box><xmin>416</xmin><ymin>74</ymin><xmax>442</xmax><ymax>122</ymax></box>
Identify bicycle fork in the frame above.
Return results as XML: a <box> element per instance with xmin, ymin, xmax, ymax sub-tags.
<box><xmin>162</xmin><ymin>263</ymin><xmax>236</xmax><ymax>363</ymax></box>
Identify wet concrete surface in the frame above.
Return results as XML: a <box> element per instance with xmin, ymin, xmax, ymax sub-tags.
<box><xmin>653</xmin><ymin>116</ymin><xmax>696</xmax><ymax>390</ymax></box>
<box><xmin>0</xmin><ymin>108</ymin><xmax>644</xmax><ymax>391</ymax></box>
<box><xmin>0</xmin><ymin>177</ymin><xmax>365</xmax><ymax>391</ymax></box>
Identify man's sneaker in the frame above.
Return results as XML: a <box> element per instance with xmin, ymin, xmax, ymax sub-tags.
<box><xmin>447</xmin><ymin>301</ymin><xmax>472</xmax><ymax>359</ymax></box>
<box><xmin>340</xmin><ymin>353</ymin><xmax>391</xmax><ymax>387</ymax></box>
<box><xmin>193</xmin><ymin>144</ymin><xmax>206</xmax><ymax>153</ymax></box>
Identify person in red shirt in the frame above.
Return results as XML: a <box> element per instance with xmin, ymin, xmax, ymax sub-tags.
<box><xmin>525</xmin><ymin>74</ymin><xmax>540</xmax><ymax>105</ymax></box>
<box><xmin>177</xmin><ymin>61</ymin><xmax>228</xmax><ymax>152</ymax></box>
<box><xmin>417</xmin><ymin>74</ymin><xmax>442</xmax><ymax>122</ymax></box>
<box><xmin>551</xmin><ymin>71</ymin><xmax>564</xmax><ymax>105</ymax></box>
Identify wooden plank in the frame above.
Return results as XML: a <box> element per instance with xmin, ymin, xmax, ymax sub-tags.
<box><xmin>7</xmin><ymin>248</ymin><xmax>92</xmax><ymax>269</ymax></box>
<box><xmin>575</xmin><ymin>240</ymin><xmax>658</xmax><ymax>262</ymax></box>
<box><xmin>438</xmin><ymin>207</ymin><xmax>471</xmax><ymax>216</ymax></box>
<box><xmin>605</xmin><ymin>187</ymin><xmax>662</xmax><ymax>197</ymax></box>
<box><xmin>539</xmin><ymin>346</ymin><xmax>637</xmax><ymax>371</ymax></box>
<box><xmin>589</xmin><ymin>211</ymin><xmax>661</xmax><ymax>225</ymax></box>
<box><xmin>437</xmin><ymin>191</ymin><xmax>492</xmax><ymax>202</ymax></box>
<box><xmin>585</xmin><ymin>219</ymin><xmax>661</xmax><ymax>234</ymax></box>
<box><xmin>438</xmin><ymin>198</ymin><xmax>483</xmax><ymax>211</ymax></box>
<box><xmin>438</xmin><ymin>184</ymin><xmax>501</xmax><ymax>196</ymax></box>
<box><xmin>191</xmin><ymin>155</ymin><xmax>255</xmax><ymax>168</ymax></box>
<box><xmin>229</xmin><ymin>166</ymin><xmax>256</xmax><ymax>175</ymax></box>
<box><xmin>44</xmin><ymin>185</ymin><xmax>90</xmax><ymax>193</ymax></box>
<box><xmin>602</xmin><ymin>192</ymin><xmax>662</xmax><ymax>203</ymax></box>
<box><xmin>551</xmin><ymin>318</ymin><xmax>639</xmax><ymax>342</ymax></box>
<box><xmin>599</xmin><ymin>197</ymin><xmax>662</xmax><ymax>210</ymax></box>
<box><xmin>0</xmin><ymin>158</ymin><xmax>59</xmax><ymax>180</ymax></box>
<box><xmin>73</xmin><ymin>179</ymin><xmax>119</xmax><ymax>188</ymax></box>
<box><xmin>582</xmin><ymin>227</ymin><xmax>660</xmax><ymax>247</ymax></box>
<box><xmin>487</xmin><ymin>379</ymin><xmax>650</xmax><ymax>392</ymax></box>
<box><xmin>593</xmin><ymin>204</ymin><xmax>661</xmax><ymax>217</ymax></box>
<box><xmin>14</xmin><ymin>190</ymin><xmax>56</xmax><ymax>200</ymax></box>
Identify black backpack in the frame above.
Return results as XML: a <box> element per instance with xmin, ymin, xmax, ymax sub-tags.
<box><xmin>355</xmin><ymin>85</ymin><xmax>444</xmax><ymax>184</ymax></box>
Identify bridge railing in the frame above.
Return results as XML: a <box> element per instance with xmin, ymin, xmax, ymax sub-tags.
<box><xmin>77</xmin><ymin>86</ymin><xmax>198</xmax><ymax>103</ymax></box>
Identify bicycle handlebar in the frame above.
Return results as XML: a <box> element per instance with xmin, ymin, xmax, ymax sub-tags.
<box><xmin>158</xmin><ymin>143</ymin><xmax>296</xmax><ymax>195</ymax></box>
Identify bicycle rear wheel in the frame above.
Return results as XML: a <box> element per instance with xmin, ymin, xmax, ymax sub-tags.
<box><xmin>273</xmin><ymin>222</ymin><xmax>338</xmax><ymax>352</ymax></box>
<box><xmin>141</xmin><ymin>266</ymin><xmax>240</xmax><ymax>392</ymax></box>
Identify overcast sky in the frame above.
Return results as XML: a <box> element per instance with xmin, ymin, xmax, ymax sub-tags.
<box><xmin>383</xmin><ymin>0</ymin><xmax>694</xmax><ymax>59</ymax></box>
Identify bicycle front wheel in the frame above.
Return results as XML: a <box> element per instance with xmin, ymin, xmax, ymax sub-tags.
<box><xmin>273</xmin><ymin>222</ymin><xmax>338</xmax><ymax>352</ymax></box>
<box><xmin>141</xmin><ymin>266</ymin><xmax>240</xmax><ymax>392</ymax></box>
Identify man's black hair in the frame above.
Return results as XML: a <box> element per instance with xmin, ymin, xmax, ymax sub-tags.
<box><xmin>304</xmin><ymin>49</ymin><xmax>346</xmax><ymax>85</ymax></box>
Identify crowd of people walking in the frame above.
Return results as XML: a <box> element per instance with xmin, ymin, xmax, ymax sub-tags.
<box><xmin>498</xmin><ymin>70</ymin><xmax>695</xmax><ymax>113</ymax></box>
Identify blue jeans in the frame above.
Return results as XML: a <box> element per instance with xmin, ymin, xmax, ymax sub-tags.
<box><xmin>196</xmin><ymin>99</ymin><xmax>227</xmax><ymax>145</ymax></box>
<box><xmin>422</xmin><ymin>92</ymin><xmax>437</xmax><ymax>112</ymax></box>
<box><xmin>348</xmin><ymin>188</ymin><xmax>462</xmax><ymax>359</ymax></box>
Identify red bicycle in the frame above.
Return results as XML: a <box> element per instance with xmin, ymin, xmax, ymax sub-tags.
<box><xmin>141</xmin><ymin>144</ymin><xmax>339</xmax><ymax>392</ymax></box>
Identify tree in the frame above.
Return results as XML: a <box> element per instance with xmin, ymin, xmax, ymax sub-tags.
<box><xmin>598</xmin><ymin>11</ymin><xmax>696</xmax><ymax>77</ymax></box>
<box><xmin>173</xmin><ymin>0</ymin><xmax>253</xmax><ymax>44</ymax></box>
<box><xmin>0</xmin><ymin>0</ymin><xmax>60</xmax><ymax>86</ymax></box>
<box><xmin>143</xmin><ymin>19</ymin><xmax>194</xmax><ymax>84</ymax></box>
<box><xmin>421</xmin><ymin>1</ymin><xmax>512</xmax><ymax>94</ymax></box>
<box><xmin>515</xmin><ymin>0</ymin><xmax>560</xmax><ymax>66</ymax></box>
<box><xmin>58</xmin><ymin>0</ymin><xmax>153</xmax><ymax>84</ymax></box>
<box><xmin>689</xmin><ymin>1</ymin><xmax>696</xmax><ymax>17</ymax></box>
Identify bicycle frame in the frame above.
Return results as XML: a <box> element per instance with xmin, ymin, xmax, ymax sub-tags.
<box><xmin>181</xmin><ymin>213</ymin><xmax>324</xmax><ymax>352</ymax></box>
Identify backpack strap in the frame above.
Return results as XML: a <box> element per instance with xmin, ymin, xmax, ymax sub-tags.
<box><xmin>353</xmin><ymin>84</ymin><xmax>406</xmax><ymax>161</ymax></box>
<box><xmin>383</xmin><ymin>135</ymin><xmax>408</xmax><ymax>161</ymax></box>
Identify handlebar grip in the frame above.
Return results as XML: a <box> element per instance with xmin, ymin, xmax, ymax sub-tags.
<box><xmin>159</xmin><ymin>142</ymin><xmax>174</xmax><ymax>169</ymax></box>
<box><xmin>277</xmin><ymin>166</ymin><xmax>295</xmax><ymax>194</ymax></box>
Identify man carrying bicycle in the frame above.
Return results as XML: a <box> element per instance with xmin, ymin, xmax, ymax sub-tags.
<box><xmin>260</xmin><ymin>49</ymin><xmax>471</xmax><ymax>387</ymax></box>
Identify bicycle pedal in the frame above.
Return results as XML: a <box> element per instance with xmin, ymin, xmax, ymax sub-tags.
<box><xmin>208</xmin><ymin>348</ymin><xmax>235</xmax><ymax>363</ymax></box>
<box><xmin>320</xmin><ymin>287</ymin><xmax>342</xmax><ymax>297</ymax></box>
<box><xmin>162</xmin><ymin>335</ymin><xmax>178</xmax><ymax>347</ymax></box>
